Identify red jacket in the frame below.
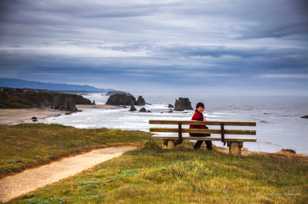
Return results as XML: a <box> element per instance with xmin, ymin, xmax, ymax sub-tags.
<box><xmin>190</xmin><ymin>111</ymin><xmax>206</xmax><ymax>129</ymax></box>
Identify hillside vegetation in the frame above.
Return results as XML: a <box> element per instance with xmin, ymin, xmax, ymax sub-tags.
<box><xmin>11</xmin><ymin>142</ymin><xmax>308</xmax><ymax>204</ymax></box>
<box><xmin>0</xmin><ymin>124</ymin><xmax>149</xmax><ymax>178</ymax></box>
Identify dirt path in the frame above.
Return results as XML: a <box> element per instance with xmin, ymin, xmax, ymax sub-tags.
<box><xmin>0</xmin><ymin>146</ymin><xmax>136</xmax><ymax>203</ymax></box>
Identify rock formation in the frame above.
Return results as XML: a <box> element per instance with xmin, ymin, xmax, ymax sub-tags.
<box><xmin>136</xmin><ymin>96</ymin><xmax>146</xmax><ymax>106</ymax></box>
<box><xmin>52</xmin><ymin>94</ymin><xmax>78</xmax><ymax>112</ymax></box>
<box><xmin>139</xmin><ymin>107</ymin><xmax>151</xmax><ymax>113</ymax></box>
<box><xmin>0</xmin><ymin>87</ymin><xmax>91</xmax><ymax>112</ymax></box>
<box><xmin>105</xmin><ymin>91</ymin><xmax>147</xmax><ymax>106</ymax></box>
<box><xmin>31</xmin><ymin>116</ymin><xmax>38</xmax><ymax>122</ymax></box>
<box><xmin>129</xmin><ymin>105</ymin><xmax>137</xmax><ymax>111</ymax></box>
<box><xmin>106</xmin><ymin>91</ymin><xmax>136</xmax><ymax>106</ymax></box>
<box><xmin>174</xmin><ymin>97</ymin><xmax>193</xmax><ymax>111</ymax></box>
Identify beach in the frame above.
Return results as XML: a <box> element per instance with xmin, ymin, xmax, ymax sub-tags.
<box><xmin>0</xmin><ymin>104</ymin><xmax>119</xmax><ymax>125</ymax></box>
<box><xmin>0</xmin><ymin>108</ymin><xmax>64</xmax><ymax>125</ymax></box>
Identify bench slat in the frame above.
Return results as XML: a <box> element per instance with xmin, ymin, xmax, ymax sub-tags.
<box><xmin>150</xmin><ymin>128</ymin><xmax>256</xmax><ymax>135</ymax></box>
<box><xmin>151</xmin><ymin>135</ymin><xmax>256</xmax><ymax>142</ymax></box>
<box><xmin>149</xmin><ymin>120</ymin><xmax>256</xmax><ymax>126</ymax></box>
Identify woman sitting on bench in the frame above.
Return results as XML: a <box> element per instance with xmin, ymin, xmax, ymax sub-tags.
<box><xmin>190</xmin><ymin>102</ymin><xmax>212</xmax><ymax>150</ymax></box>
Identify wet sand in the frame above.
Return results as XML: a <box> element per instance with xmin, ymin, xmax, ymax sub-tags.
<box><xmin>0</xmin><ymin>108</ymin><xmax>64</xmax><ymax>125</ymax></box>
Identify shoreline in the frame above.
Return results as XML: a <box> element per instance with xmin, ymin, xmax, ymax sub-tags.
<box><xmin>76</xmin><ymin>104</ymin><xmax>120</xmax><ymax>109</ymax></box>
<box><xmin>0</xmin><ymin>105</ymin><xmax>119</xmax><ymax>125</ymax></box>
<box><xmin>0</xmin><ymin>105</ymin><xmax>306</xmax><ymax>156</ymax></box>
<box><xmin>0</xmin><ymin>108</ymin><xmax>65</xmax><ymax>125</ymax></box>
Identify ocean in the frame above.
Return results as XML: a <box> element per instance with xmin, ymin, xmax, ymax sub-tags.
<box><xmin>44</xmin><ymin>93</ymin><xmax>308</xmax><ymax>154</ymax></box>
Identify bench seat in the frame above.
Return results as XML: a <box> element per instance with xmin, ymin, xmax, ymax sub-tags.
<box><xmin>152</xmin><ymin>135</ymin><xmax>256</xmax><ymax>142</ymax></box>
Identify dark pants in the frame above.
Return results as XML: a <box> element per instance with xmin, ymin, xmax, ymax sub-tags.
<box><xmin>193</xmin><ymin>139</ymin><xmax>212</xmax><ymax>150</ymax></box>
<box><xmin>190</xmin><ymin>128</ymin><xmax>212</xmax><ymax>150</ymax></box>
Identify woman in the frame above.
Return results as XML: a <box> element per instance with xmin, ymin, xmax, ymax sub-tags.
<box><xmin>190</xmin><ymin>102</ymin><xmax>212</xmax><ymax>150</ymax></box>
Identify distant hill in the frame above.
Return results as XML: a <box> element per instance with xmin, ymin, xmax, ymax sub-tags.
<box><xmin>0</xmin><ymin>78</ymin><xmax>112</xmax><ymax>93</ymax></box>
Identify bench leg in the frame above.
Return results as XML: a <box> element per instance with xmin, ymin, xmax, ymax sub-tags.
<box><xmin>167</xmin><ymin>140</ymin><xmax>176</xmax><ymax>149</ymax></box>
<box><xmin>162</xmin><ymin>139</ymin><xmax>168</xmax><ymax>149</ymax></box>
<box><xmin>228</xmin><ymin>142</ymin><xmax>243</xmax><ymax>156</ymax></box>
<box><xmin>162</xmin><ymin>140</ymin><xmax>176</xmax><ymax>149</ymax></box>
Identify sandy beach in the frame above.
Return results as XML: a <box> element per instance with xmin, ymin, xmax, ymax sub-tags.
<box><xmin>0</xmin><ymin>105</ymin><xmax>119</xmax><ymax>125</ymax></box>
<box><xmin>0</xmin><ymin>108</ymin><xmax>64</xmax><ymax>125</ymax></box>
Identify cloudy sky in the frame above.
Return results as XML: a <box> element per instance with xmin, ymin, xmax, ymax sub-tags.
<box><xmin>0</xmin><ymin>0</ymin><xmax>308</xmax><ymax>96</ymax></box>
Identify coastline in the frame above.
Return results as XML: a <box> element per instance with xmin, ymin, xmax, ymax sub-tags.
<box><xmin>0</xmin><ymin>104</ymin><xmax>119</xmax><ymax>125</ymax></box>
<box><xmin>1</xmin><ymin>104</ymin><xmax>306</xmax><ymax>156</ymax></box>
<box><xmin>0</xmin><ymin>108</ymin><xmax>65</xmax><ymax>125</ymax></box>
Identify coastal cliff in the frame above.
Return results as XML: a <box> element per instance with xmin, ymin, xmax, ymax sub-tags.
<box><xmin>0</xmin><ymin>87</ymin><xmax>92</xmax><ymax>112</ymax></box>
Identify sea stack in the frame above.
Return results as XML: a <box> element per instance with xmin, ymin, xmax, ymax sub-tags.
<box><xmin>174</xmin><ymin>97</ymin><xmax>193</xmax><ymax>111</ymax></box>
<box><xmin>106</xmin><ymin>91</ymin><xmax>136</xmax><ymax>106</ymax></box>
<box><xmin>136</xmin><ymin>96</ymin><xmax>146</xmax><ymax>106</ymax></box>
<box><xmin>129</xmin><ymin>104</ymin><xmax>137</xmax><ymax>111</ymax></box>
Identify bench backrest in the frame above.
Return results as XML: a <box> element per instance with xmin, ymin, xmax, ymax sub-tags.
<box><xmin>149</xmin><ymin>120</ymin><xmax>256</xmax><ymax>135</ymax></box>
<box><xmin>149</xmin><ymin>120</ymin><xmax>256</xmax><ymax>143</ymax></box>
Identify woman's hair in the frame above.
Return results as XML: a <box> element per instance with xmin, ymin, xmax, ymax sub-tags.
<box><xmin>195</xmin><ymin>102</ymin><xmax>204</xmax><ymax>109</ymax></box>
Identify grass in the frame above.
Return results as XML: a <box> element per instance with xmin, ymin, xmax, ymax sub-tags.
<box><xmin>11</xmin><ymin>141</ymin><xmax>308</xmax><ymax>204</ymax></box>
<box><xmin>0</xmin><ymin>124</ymin><xmax>150</xmax><ymax>178</ymax></box>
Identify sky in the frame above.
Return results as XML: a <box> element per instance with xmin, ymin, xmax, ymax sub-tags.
<box><xmin>0</xmin><ymin>0</ymin><xmax>308</xmax><ymax>96</ymax></box>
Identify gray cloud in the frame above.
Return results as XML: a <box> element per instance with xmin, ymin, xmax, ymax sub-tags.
<box><xmin>0</xmin><ymin>0</ymin><xmax>307</xmax><ymax>95</ymax></box>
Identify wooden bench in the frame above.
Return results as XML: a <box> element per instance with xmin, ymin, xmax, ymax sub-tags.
<box><xmin>149</xmin><ymin>120</ymin><xmax>256</xmax><ymax>156</ymax></box>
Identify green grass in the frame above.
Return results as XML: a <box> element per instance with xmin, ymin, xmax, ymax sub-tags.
<box><xmin>12</xmin><ymin>142</ymin><xmax>308</xmax><ymax>204</ymax></box>
<box><xmin>0</xmin><ymin>124</ymin><xmax>150</xmax><ymax>178</ymax></box>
